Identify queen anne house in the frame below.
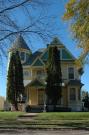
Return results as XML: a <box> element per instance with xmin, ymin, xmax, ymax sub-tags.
<box><xmin>8</xmin><ymin>35</ymin><xmax>83</xmax><ymax>111</ymax></box>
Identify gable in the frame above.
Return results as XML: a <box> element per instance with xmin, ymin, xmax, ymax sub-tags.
<box><xmin>32</xmin><ymin>58</ymin><xmax>44</xmax><ymax>66</ymax></box>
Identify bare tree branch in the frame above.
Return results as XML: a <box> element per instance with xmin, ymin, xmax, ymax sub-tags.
<box><xmin>0</xmin><ymin>0</ymin><xmax>31</xmax><ymax>14</ymax></box>
<box><xmin>0</xmin><ymin>0</ymin><xmax>56</xmax><ymax>62</ymax></box>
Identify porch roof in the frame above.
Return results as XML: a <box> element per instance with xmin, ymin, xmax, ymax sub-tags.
<box><xmin>68</xmin><ymin>80</ymin><xmax>84</xmax><ymax>86</ymax></box>
<box><xmin>25</xmin><ymin>78</ymin><xmax>45</xmax><ymax>88</ymax></box>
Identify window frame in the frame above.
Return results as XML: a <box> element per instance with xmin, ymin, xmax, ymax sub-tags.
<box><xmin>23</xmin><ymin>70</ymin><xmax>31</xmax><ymax>78</ymax></box>
<box><xmin>68</xmin><ymin>67</ymin><xmax>75</xmax><ymax>80</ymax></box>
<box><xmin>19</xmin><ymin>51</ymin><xmax>26</xmax><ymax>63</ymax></box>
<box><xmin>69</xmin><ymin>87</ymin><xmax>76</xmax><ymax>101</ymax></box>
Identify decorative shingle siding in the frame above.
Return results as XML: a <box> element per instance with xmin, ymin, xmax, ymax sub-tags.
<box><xmin>32</xmin><ymin>59</ymin><xmax>44</xmax><ymax>66</ymax></box>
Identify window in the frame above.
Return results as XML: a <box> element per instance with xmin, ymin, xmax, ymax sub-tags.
<box><xmin>70</xmin><ymin>88</ymin><xmax>76</xmax><ymax>101</ymax></box>
<box><xmin>36</xmin><ymin>70</ymin><xmax>44</xmax><ymax>79</ymax></box>
<box><xmin>68</xmin><ymin>67</ymin><xmax>74</xmax><ymax>80</ymax></box>
<box><xmin>23</xmin><ymin>71</ymin><xmax>31</xmax><ymax>78</ymax></box>
<box><xmin>20</xmin><ymin>52</ymin><xmax>25</xmax><ymax>61</ymax></box>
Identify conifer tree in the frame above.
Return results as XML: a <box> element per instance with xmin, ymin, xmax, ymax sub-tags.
<box><xmin>15</xmin><ymin>51</ymin><xmax>24</xmax><ymax>97</ymax></box>
<box><xmin>7</xmin><ymin>51</ymin><xmax>24</xmax><ymax>110</ymax></box>
<box><xmin>45</xmin><ymin>46</ymin><xmax>62</xmax><ymax>111</ymax></box>
<box><xmin>7</xmin><ymin>52</ymin><xmax>16</xmax><ymax>106</ymax></box>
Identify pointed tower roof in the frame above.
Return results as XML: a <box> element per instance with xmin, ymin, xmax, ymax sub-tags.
<box><xmin>49</xmin><ymin>37</ymin><xmax>64</xmax><ymax>47</ymax></box>
<box><xmin>11</xmin><ymin>35</ymin><xmax>30</xmax><ymax>50</ymax></box>
<box><xmin>51</xmin><ymin>37</ymin><xmax>62</xmax><ymax>44</ymax></box>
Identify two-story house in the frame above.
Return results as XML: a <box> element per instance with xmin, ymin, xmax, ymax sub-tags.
<box><xmin>8</xmin><ymin>35</ymin><xmax>83</xmax><ymax>111</ymax></box>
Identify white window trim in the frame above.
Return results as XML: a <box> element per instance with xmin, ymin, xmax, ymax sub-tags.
<box><xmin>68</xmin><ymin>66</ymin><xmax>75</xmax><ymax>80</ymax></box>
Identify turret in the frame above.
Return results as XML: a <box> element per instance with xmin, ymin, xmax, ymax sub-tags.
<box><xmin>9</xmin><ymin>35</ymin><xmax>32</xmax><ymax>64</ymax></box>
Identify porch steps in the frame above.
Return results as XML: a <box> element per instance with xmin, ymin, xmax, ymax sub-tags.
<box><xmin>25</xmin><ymin>105</ymin><xmax>43</xmax><ymax>113</ymax></box>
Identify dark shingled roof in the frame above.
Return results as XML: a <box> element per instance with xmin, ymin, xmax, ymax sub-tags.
<box><xmin>68</xmin><ymin>80</ymin><xmax>84</xmax><ymax>86</ymax></box>
<box><xmin>12</xmin><ymin>35</ymin><xmax>30</xmax><ymax>50</ymax></box>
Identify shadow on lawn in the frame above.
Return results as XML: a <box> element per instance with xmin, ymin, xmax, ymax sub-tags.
<box><xmin>54</xmin><ymin>121</ymin><xmax>89</xmax><ymax>130</ymax></box>
<box><xmin>0</xmin><ymin>119</ymin><xmax>89</xmax><ymax>130</ymax></box>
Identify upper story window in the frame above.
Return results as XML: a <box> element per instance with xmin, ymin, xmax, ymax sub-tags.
<box><xmin>70</xmin><ymin>88</ymin><xmax>76</xmax><ymax>101</ymax></box>
<box><xmin>36</xmin><ymin>70</ymin><xmax>46</xmax><ymax>79</ymax></box>
<box><xmin>37</xmin><ymin>70</ymin><xmax>43</xmax><ymax>77</ymax></box>
<box><xmin>23</xmin><ymin>71</ymin><xmax>31</xmax><ymax>78</ymax></box>
<box><xmin>68</xmin><ymin>67</ymin><xmax>74</xmax><ymax>80</ymax></box>
<box><xmin>20</xmin><ymin>52</ymin><xmax>25</xmax><ymax>61</ymax></box>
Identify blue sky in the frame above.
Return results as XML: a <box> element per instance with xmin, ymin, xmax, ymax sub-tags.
<box><xmin>0</xmin><ymin>0</ymin><xmax>89</xmax><ymax>97</ymax></box>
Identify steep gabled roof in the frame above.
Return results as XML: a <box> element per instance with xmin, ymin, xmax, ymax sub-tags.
<box><xmin>68</xmin><ymin>80</ymin><xmax>84</xmax><ymax>86</ymax></box>
<box><xmin>23</xmin><ymin>37</ymin><xmax>76</xmax><ymax>66</ymax></box>
<box><xmin>11</xmin><ymin>35</ymin><xmax>30</xmax><ymax>50</ymax></box>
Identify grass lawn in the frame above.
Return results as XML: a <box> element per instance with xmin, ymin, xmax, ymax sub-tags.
<box><xmin>0</xmin><ymin>111</ymin><xmax>25</xmax><ymax>127</ymax></box>
<box><xmin>0</xmin><ymin>111</ymin><xmax>24</xmax><ymax>120</ymax></box>
<box><xmin>33</xmin><ymin>112</ymin><xmax>89</xmax><ymax>128</ymax></box>
<box><xmin>37</xmin><ymin>112</ymin><xmax>89</xmax><ymax>120</ymax></box>
<box><xmin>0</xmin><ymin>112</ymin><xmax>89</xmax><ymax>129</ymax></box>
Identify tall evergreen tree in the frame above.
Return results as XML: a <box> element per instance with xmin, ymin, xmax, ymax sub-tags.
<box><xmin>15</xmin><ymin>51</ymin><xmax>24</xmax><ymax>97</ymax></box>
<box><xmin>7</xmin><ymin>51</ymin><xmax>24</xmax><ymax>110</ymax></box>
<box><xmin>45</xmin><ymin>46</ymin><xmax>62</xmax><ymax>111</ymax></box>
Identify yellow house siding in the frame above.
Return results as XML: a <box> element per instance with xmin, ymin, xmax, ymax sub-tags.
<box><xmin>61</xmin><ymin>62</ymin><xmax>80</xmax><ymax>81</ymax></box>
<box><xmin>61</xmin><ymin>66</ymin><xmax>68</xmax><ymax>80</ymax></box>
<box><xmin>61</xmin><ymin>62</ymin><xmax>74</xmax><ymax>80</ymax></box>
<box><xmin>31</xmin><ymin>68</ymin><xmax>46</xmax><ymax>80</ymax></box>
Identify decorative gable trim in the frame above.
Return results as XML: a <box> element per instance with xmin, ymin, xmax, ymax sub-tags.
<box><xmin>40</xmin><ymin>48</ymin><xmax>47</xmax><ymax>59</ymax></box>
<box><xmin>31</xmin><ymin>56</ymin><xmax>45</xmax><ymax>67</ymax></box>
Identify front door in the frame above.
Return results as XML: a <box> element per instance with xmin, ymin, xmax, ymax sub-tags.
<box><xmin>38</xmin><ymin>89</ymin><xmax>44</xmax><ymax>105</ymax></box>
